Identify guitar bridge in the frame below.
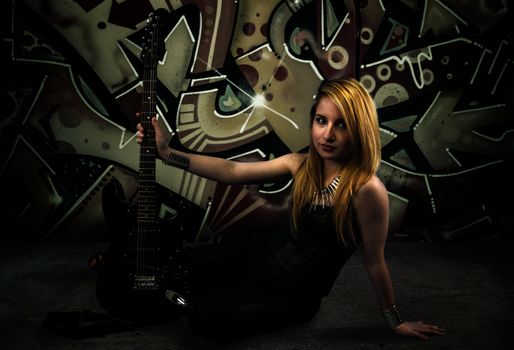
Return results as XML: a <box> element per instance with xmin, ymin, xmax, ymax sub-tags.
<box><xmin>134</xmin><ymin>275</ymin><xmax>158</xmax><ymax>290</ymax></box>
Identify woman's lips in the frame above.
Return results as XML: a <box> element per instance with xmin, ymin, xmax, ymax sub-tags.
<box><xmin>320</xmin><ymin>144</ymin><xmax>336</xmax><ymax>152</ymax></box>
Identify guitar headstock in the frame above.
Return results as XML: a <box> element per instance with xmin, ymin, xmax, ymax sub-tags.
<box><xmin>140</xmin><ymin>12</ymin><xmax>160</xmax><ymax>60</ymax></box>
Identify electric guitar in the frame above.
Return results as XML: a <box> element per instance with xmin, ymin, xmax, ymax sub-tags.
<box><xmin>96</xmin><ymin>11</ymin><xmax>189</xmax><ymax>323</ymax></box>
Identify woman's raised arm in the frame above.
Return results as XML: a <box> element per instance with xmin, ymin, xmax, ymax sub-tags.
<box><xmin>136</xmin><ymin>117</ymin><xmax>305</xmax><ymax>185</ymax></box>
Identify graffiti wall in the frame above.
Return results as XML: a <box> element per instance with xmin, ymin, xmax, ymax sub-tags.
<box><xmin>1</xmin><ymin>0</ymin><xmax>512</xmax><ymax>242</ymax></box>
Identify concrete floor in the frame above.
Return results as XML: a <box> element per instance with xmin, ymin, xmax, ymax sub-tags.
<box><xmin>1</xmin><ymin>241</ymin><xmax>512</xmax><ymax>350</ymax></box>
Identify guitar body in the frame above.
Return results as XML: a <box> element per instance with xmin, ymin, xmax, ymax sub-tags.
<box><xmin>95</xmin><ymin>11</ymin><xmax>189</xmax><ymax>324</ymax></box>
<box><xmin>96</xmin><ymin>182</ymin><xmax>190</xmax><ymax>323</ymax></box>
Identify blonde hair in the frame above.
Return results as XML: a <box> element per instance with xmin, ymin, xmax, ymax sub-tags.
<box><xmin>291</xmin><ymin>78</ymin><xmax>381</xmax><ymax>247</ymax></box>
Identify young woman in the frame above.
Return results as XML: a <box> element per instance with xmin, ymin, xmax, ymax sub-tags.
<box><xmin>136</xmin><ymin>78</ymin><xmax>444</xmax><ymax>340</ymax></box>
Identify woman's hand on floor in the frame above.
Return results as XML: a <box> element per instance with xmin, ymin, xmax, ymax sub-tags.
<box><xmin>393</xmin><ymin>321</ymin><xmax>445</xmax><ymax>340</ymax></box>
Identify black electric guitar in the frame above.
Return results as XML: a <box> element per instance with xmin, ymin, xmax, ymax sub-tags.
<box><xmin>96</xmin><ymin>12</ymin><xmax>189</xmax><ymax>323</ymax></box>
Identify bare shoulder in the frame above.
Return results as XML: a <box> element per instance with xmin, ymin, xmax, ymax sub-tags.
<box><xmin>353</xmin><ymin>175</ymin><xmax>388</xmax><ymax>210</ymax></box>
<box><xmin>279</xmin><ymin>152</ymin><xmax>307</xmax><ymax>176</ymax></box>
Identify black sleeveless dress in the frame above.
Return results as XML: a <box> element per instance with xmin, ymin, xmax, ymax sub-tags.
<box><xmin>185</xmin><ymin>206</ymin><xmax>358</xmax><ymax>338</ymax></box>
<box><xmin>265</xmin><ymin>206</ymin><xmax>358</xmax><ymax>297</ymax></box>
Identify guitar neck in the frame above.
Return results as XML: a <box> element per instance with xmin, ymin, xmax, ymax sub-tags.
<box><xmin>138</xmin><ymin>22</ymin><xmax>159</xmax><ymax>226</ymax></box>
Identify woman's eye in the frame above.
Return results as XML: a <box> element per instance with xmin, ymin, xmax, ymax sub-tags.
<box><xmin>316</xmin><ymin>117</ymin><xmax>326</xmax><ymax>125</ymax></box>
<box><xmin>336</xmin><ymin>121</ymin><xmax>346</xmax><ymax>129</ymax></box>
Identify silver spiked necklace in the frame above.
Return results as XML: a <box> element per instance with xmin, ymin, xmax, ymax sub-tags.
<box><xmin>309</xmin><ymin>174</ymin><xmax>341</xmax><ymax>211</ymax></box>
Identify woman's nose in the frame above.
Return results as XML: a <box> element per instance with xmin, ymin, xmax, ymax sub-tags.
<box><xmin>323</xmin><ymin>125</ymin><xmax>335</xmax><ymax>141</ymax></box>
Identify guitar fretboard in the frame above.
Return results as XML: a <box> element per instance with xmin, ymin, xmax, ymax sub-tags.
<box><xmin>135</xmin><ymin>14</ymin><xmax>161</xmax><ymax>287</ymax></box>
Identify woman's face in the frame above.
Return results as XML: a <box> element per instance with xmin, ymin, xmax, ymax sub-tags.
<box><xmin>311</xmin><ymin>96</ymin><xmax>351</xmax><ymax>163</ymax></box>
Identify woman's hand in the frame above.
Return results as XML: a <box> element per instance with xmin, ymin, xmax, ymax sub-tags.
<box><xmin>136</xmin><ymin>115</ymin><xmax>171</xmax><ymax>158</ymax></box>
<box><xmin>392</xmin><ymin>321</ymin><xmax>445</xmax><ymax>340</ymax></box>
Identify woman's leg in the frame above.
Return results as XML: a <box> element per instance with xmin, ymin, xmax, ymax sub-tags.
<box><xmin>185</xmin><ymin>234</ymin><xmax>255</xmax><ymax>292</ymax></box>
<box><xmin>186</xmin><ymin>280</ymin><xmax>321</xmax><ymax>339</ymax></box>
<box><xmin>185</xmin><ymin>231</ymin><xmax>319</xmax><ymax>339</ymax></box>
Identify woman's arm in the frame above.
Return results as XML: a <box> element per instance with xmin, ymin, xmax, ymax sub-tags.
<box><xmin>136</xmin><ymin>117</ymin><xmax>305</xmax><ymax>184</ymax></box>
<box><xmin>353</xmin><ymin>176</ymin><xmax>445</xmax><ymax>340</ymax></box>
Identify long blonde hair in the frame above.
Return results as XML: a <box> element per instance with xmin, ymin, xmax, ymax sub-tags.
<box><xmin>291</xmin><ymin>78</ymin><xmax>381</xmax><ymax>247</ymax></box>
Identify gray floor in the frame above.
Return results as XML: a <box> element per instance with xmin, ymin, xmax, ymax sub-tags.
<box><xmin>1</xmin><ymin>241</ymin><xmax>512</xmax><ymax>350</ymax></box>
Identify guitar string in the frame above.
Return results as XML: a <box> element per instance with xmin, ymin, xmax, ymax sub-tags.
<box><xmin>139</xmin><ymin>18</ymin><xmax>155</xmax><ymax>281</ymax></box>
<box><xmin>154</xmin><ymin>16</ymin><xmax>160</xmax><ymax>278</ymax></box>
<box><xmin>140</xmin><ymin>15</ymin><xmax>160</xmax><ymax>282</ymax></box>
<box><xmin>149</xmin><ymin>17</ymin><xmax>159</xmax><ymax>278</ymax></box>
<box><xmin>142</xmin><ymin>21</ymin><xmax>154</xmax><ymax>280</ymax></box>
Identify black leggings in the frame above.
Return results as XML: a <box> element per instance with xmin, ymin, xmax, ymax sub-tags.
<box><xmin>185</xmin><ymin>233</ymin><xmax>321</xmax><ymax>339</ymax></box>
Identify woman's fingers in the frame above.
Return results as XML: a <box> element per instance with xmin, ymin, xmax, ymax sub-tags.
<box><xmin>411</xmin><ymin>329</ymin><xmax>429</xmax><ymax>341</ymax></box>
<box><xmin>395</xmin><ymin>321</ymin><xmax>445</xmax><ymax>340</ymax></box>
<box><xmin>135</xmin><ymin>115</ymin><xmax>168</xmax><ymax>151</ymax></box>
<box><xmin>426</xmin><ymin>325</ymin><xmax>445</xmax><ymax>335</ymax></box>
<box><xmin>416</xmin><ymin>323</ymin><xmax>445</xmax><ymax>336</ymax></box>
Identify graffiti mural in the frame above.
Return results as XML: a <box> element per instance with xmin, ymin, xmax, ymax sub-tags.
<box><xmin>0</xmin><ymin>0</ymin><xmax>512</xmax><ymax>242</ymax></box>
